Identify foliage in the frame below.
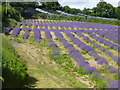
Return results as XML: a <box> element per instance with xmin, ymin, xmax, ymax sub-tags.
<box><xmin>45</xmin><ymin>14</ymin><xmax>119</xmax><ymax>25</ymax></box>
<box><xmin>2</xmin><ymin>2</ymin><xmax>39</xmax><ymax>32</ymax></box>
<box><xmin>2</xmin><ymin>19</ymin><xmax>17</xmax><ymax>32</ymax></box>
<box><xmin>82</xmin><ymin>8</ymin><xmax>92</xmax><ymax>15</ymax></box>
<box><xmin>91</xmin><ymin>76</ymin><xmax>107</xmax><ymax>88</ymax></box>
<box><xmin>2</xmin><ymin>2</ymin><xmax>22</xmax><ymax>31</ymax></box>
<box><xmin>39</xmin><ymin>1</ymin><xmax>119</xmax><ymax>19</ymax></box>
<box><xmin>2</xmin><ymin>3</ymin><xmax>22</xmax><ymax>21</ymax></box>
<box><xmin>10</xmin><ymin>2</ymin><xmax>38</xmax><ymax>9</ymax></box>
<box><xmin>62</xmin><ymin>6</ymin><xmax>71</xmax><ymax>13</ymax></box>
<box><xmin>0</xmin><ymin>76</ymin><xmax>4</xmax><ymax>81</ymax></box>
<box><xmin>2</xmin><ymin>37</ymin><xmax>28</xmax><ymax>88</ymax></box>
<box><xmin>115</xmin><ymin>6</ymin><xmax>120</xmax><ymax>19</ymax></box>
<box><xmin>81</xmin><ymin>2</ymin><xmax>119</xmax><ymax>19</ymax></box>
<box><xmin>41</xmin><ymin>2</ymin><xmax>61</xmax><ymax>10</ymax></box>
<box><xmin>10</xmin><ymin>2</ymin><xmax>39</xmax><ymax>18</ymax></box>
<box><xmin>92</xmin><ymin>2</ymin><xmax>115</xmax><ymax>18</ymax></box>
<box><xmin>38</xmin><ymin>13</ymin><xmax>48</xmax><ymax>19</ymax></box>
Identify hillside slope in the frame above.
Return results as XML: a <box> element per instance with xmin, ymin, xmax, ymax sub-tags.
<box><xmin>4</xmin><ymin>34</ymin><xmax>91</xmax><ymax>88</ymax></box>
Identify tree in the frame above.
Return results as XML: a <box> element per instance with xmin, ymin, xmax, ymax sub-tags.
<box><xmin>115</xmin><ymin>6</ymin><xmax>120</xmax><ymax>19</ymax></box>
<box><xmin>41</xmin><ymin>2</ymin><xmax>61</xmax><ymax>10</ymax></box>
<box><xmin>92</xmin><ymin>7</ymin><xmax>97</xmax><ymax>16</ymax></box>
<box><xmin>2</xmin><ymin>3</ymin><xmax>21</xmax><ymax>21</ymax></box>
<box><xmin>70</xmin><ymin>8</ymin><xmax>81</xmax><ymax>14</ymax></box>
<box><xmin>82</xmin><ymin>8</ymin><xmax>92</xmax><ymax>15</ymax></box>
<box><xmin>93</xmin><ymin>2</ymin><xmax>115</xmax><ymax>18</ymax></box>
<box><xmin>62</xmin><ymin>6</ymin><xmax>71</xmax><ymax>13</ymax></box>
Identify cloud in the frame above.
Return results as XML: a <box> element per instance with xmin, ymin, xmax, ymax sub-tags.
<box><xmin>58</xmin><ymin>0</ymin><xmax>120</xmax><ymax>10</ymax></box>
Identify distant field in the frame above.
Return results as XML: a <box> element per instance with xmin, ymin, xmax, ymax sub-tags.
<box><xmin>3</xmin><ymin>19</ymin><xmax>120</xmax><ymax>88</ymax></box>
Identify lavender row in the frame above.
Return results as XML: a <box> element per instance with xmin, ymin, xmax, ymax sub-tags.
<box><xmin>33</xmin><ymin>28</ymin><xmax>41</xmax><ymax>41</ymax></box>
<box><xmin>106</xmin><ymin>79</ymin><xmax>120</xmax><ymax>88</ymax></box>
<box><xmin>22</xmin><ymin>27</ymin><xmax>32</xmax><ymax>39</ymax></box>
<box><xmin>93</xmin><ymin>30</ymin><xmax>119</xmax><ymax>44</ymax></box>
<box><xmin>11</xmin><ymin>27</ymin><xmax>21</xmax><ymax>36</ymax></box>
<box><xmin>73</xmin><ymin>30</ymin><xmax>119</xmax><ymax>64</ymax></box>
<box><xmin>84</xmin><ymin>30</ymin><xmax>119</xmax><ymax>51</ymax></box>
<box><xmin>45</xmin><ymin>29</ymin><xmax>60</xmax><ymax>55</ymax></box>
<box><xmin>4</xmin><ymin>27</ymin><xmax>13</xmax><ymax>35</ymax></box>
<box><xmin>21</xmin><ymin>22</ymin><xmax>116</xmax><ymax>31</ymax></box>
<box><xmin>50</xmin><ymin>28</ymin><xmax>119</xmax><ymax>65</ymax></box>
<box><xmin>62</xmin><ymin>30</ymin><xmax>119</xmax><ymax>74</ymax></box>
<box><xmin>63</xmin><ymin>30</ymin><xmax>108</xmax><ymax>65</ymax></box>
<box><xmin>54</xmin><ymin>29</ymin><xmax>99</xmax><ymax>73</ymax></box>
<box><xmin>21</xmin><ymin>20</ymin><xmax>118</xmax><ymax>30</ymax></box>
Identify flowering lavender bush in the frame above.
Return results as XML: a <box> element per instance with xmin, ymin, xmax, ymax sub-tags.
<box><xmin>11</xmin><ymin>27</ymin><xmax>21</xmax><ymax>36</ymax></box>
<box><xmin>106</xmin><ymin>80</ymin><xmax>119</xmax><ymax>88</ymax></box>
<box><xmin>33</xmin><ymin>28</ymin><xmax>41</xmax><ymax>41</ymax></box>
<box><xmin>4</xmin><ymin>27</ymin><xmax>13</xmax><ymax>35</ymax></box>
<box><xmin>22</xmin><ymin>32</ymin><xmax>29</xmax><ymax>39</ymax></box>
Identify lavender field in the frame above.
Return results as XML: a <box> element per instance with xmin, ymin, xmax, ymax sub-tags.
<box><xmin>4</xmin><ymin>19</ymin><xmax>120</xmax><ymax>88</ymax></box>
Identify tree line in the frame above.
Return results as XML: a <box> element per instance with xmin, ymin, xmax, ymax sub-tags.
<box><xmin>40</xmin><ymin>2</ymin><xmax>120</xmax><ymax>19</ymax></box>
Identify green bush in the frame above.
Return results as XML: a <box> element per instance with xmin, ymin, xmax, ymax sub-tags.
<box><xmin>2</xmin><ymin>19</ymin><xmax>18</xmax><ymax>32</ymax></box>
<box><xmin>38</xmin><ymin>13</ymin><xmax>47</xmax><ymax>19</ymax></box>
<box><xmin>2</xmin><ymin>37</ymin><xmax>28</xmax><ymax>88</ymax></box>
<box><xmin>2</xmin><ymin>3</ymin><xmax>22</xmax><ymax>21</ymax></box>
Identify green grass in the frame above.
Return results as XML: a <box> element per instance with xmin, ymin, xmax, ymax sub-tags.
<box><xmin>36</xmin><ymin>63</ymin><xmax>87</xmax><ymax>88</ymax></box>
<box><xmin>48</xmin><ymin>50</ymin><xmax>110</xmax><ymax>88</ymax></box>
<box><xmin>81</xmin><ymin>50</ymin><xmax>87</xmax><ymax>55</ymax></box>
<box><xmin>14</xmin><ymin>36</ymin><xmax>23</xmax><ymax>43</ymax></box>
<box><xmin>106</xmin><ymin>47</ymin><xmax>114</xmax><ymax>50</ymax></box>
<box><xmin>2</xmin><ymin>36</ymin><xmax>28</xmax><ymax>88</ymax></box>
<box><xmin>90</xmin><ymin>76</ymin><xmax>107</xmax><ymax>88</ymax></box>
<box><xmin>48</xmin><ymin>45</ymin><xmax>109</xmax><ymax>88</ymax></box>
<box><xmin>98</xmin><ymin>68</ymin><xmax>108</xmax><ymax>73</ymax></box>
<box><xmin>34</xmin><ymin>38</ymin><xmax>87</xmax><ymax>88</ymax></box>
<box><xmin>84</xmin><ymin>57</ymin><xmax>90</xmax><ymax>60</ymax></box>
<box><xmin>92</xmin><ymin>46</ymin><xmax>99</xmax><ymax>49</ymax></box>
<box><xmin>114</xmin><ymin>74</ymin><xmax>119</xmax><ymax>80</ymax></box>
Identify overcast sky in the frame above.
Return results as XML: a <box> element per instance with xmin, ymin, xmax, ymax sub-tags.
<box><xmin>58</xmin><ymin>0</ymin><xmax>120</xmax><ymax>10</ymax></box>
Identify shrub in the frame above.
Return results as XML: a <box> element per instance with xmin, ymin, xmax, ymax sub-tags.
<box><xmin>2</xmin><ymin>37</ymin><xmax>28</xmax><ymax>88</ymax></box>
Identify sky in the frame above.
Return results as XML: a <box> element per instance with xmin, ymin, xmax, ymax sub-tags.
<box><xmin>58</xmin><ymin>0</ymin><xmax>120</xmax><ymax>10</ymax></box>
